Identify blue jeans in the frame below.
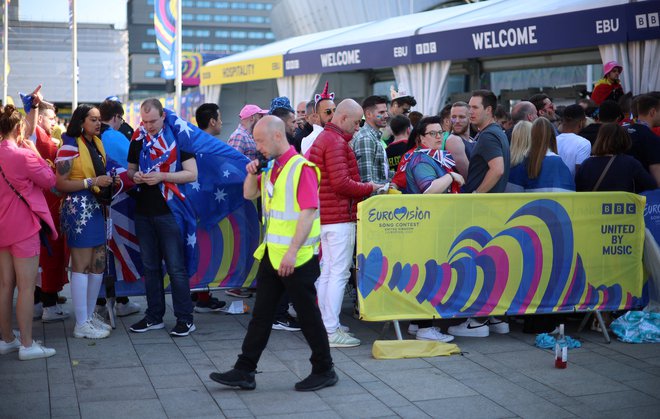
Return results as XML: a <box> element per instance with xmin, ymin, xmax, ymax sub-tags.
<box><xmin>135</xmin><ymin>213</ymin><xmax>193</xmax><ymax>324</ymax></box>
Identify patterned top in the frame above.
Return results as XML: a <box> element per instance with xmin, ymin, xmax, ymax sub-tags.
<box><xmin>351</xmin><ymin>123</ymin><xmax>389</xmax><ymax>183</ymax></box>
<box><xmin>228</xmin><ymin>124</ymin><xmax>257</xmax><ymax>161</ymax></box>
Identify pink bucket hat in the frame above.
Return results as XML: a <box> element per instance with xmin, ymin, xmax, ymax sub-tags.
<box><xmin>239</xmin><ymin>104</ymin><xmax>268</xmax><ymax>120</ymax></box>
<box><xmin>603</xmin><ymin>61</ymin><xmax>622</xmax><ymax>76</ymax></box>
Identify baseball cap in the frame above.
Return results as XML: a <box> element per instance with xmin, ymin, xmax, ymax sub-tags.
<box><xmin>603</xmin><ymin>61</ymin><xmax>622</xmax><ymax>76</ymax></box>
<box><xmin>269</xmin><ymin>96</ymin><xmax>295</xmax><ymax>114</ymax></box>
<box><xmin>239</xmin><ymin>104</ymin><xmax>268</xmax><ymax>119</ymax></box>
<box><xmin>105</xmin><ymin>95</ymin><xmax>121</xmax><ymax>103</ymax></box>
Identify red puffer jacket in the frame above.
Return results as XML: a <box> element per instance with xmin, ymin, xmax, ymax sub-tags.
<box><xmin>308</xmin><ymin>123</ymin><xmax>373</xmax><ymax>225</ymax></box>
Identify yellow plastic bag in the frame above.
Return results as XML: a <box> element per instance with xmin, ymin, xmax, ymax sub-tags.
<box><xmin>372</xmin><ymin>340</ymin><xmax>461</xmax><ymax>359</ymax></box>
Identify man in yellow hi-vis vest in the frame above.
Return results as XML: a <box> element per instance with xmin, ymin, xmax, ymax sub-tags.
<box><xmin>209</xmin><ymin>116</ymin><xmax>336</xmax><ymax>392</ymax></box>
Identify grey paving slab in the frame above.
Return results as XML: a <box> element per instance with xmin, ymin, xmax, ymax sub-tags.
<box><xmin>461</xmin><ymin>376</ymin><xmax>548</xmax><ymax>406</ymax></box>
<box><xmin>255</xmin><ymin>411</ymin><xmax>341</xmax><ymax>419</ymax></box>
<box><xmin>238</xmin><ymin>390</ymin><xmax>332</xmax><ymax>416</ymax></box>
<box><xmin>415</xmin><ymin>395</ymin><xmax>514</xmax><ymax>419</ymax></box>
<box><xmin>76</xmin><ymin>384</ymin><xmax>158</xmax><ymax>403</ymax></box>
<box><xmin>222</xmin><ymin>408</ymin><xmax>255</xmax><ymax>418</ymax></box>
<box><xmin>519</xmin><ymin>363</ymin><xmax>631</xmax><ymax>396</ymax></box>
<box><xmin>79</xmin><ymin>399</ymin><xmax>166</xmax><ymax>419</ymax></box>
<box><xmin>133</xmin><ymin>342</ymin><xmax>188</xmax><ymax>365</ymax></box>
<box><xmin>0</xmin><ymin>390</ymin><xmax>50</xmax><ymax>419</ymax></box>
<box><xmin>505</xmin><ymin>400</ymin><xmax>575</xmax><ymax>419</ymax></box>
<box><xmin>390</xmin><ymin>404</ymin><xmax>433</xmax><ymax>419</ymax></box>
<box><xmin>575</xmin><ymin>389</ymin><xmax>660</xmax><ymax>411</ymax></box>
<box><xmin>360</xmin><ymin>380</ymin><xmax>413</xmax><ymax>408</ymax></box>
<box><xmin>156</xmin><ymin>386</ymin><xmax>224</xmax><ymax>418</ymax></box>
<box><xmin>622</xmin><ymin>376</ymin><xmax>660</xmax><ymax>397</ymax></box>
<box><xmin>72</xmin><ymin>366</ymin><xmax>151</xmax><ymax>389</ymax></box>
<box><xmin>209</xmin><ymin>390</ymin><xmax>250</xmax><ymax>411</ymax></box>
<box><xmin>334</xmin><ymin>360</ymin><xmax>381</xmax><ymax>384</ymax></box>
<box><xmin>375</xmin><ymin>368</ymin><xmax>478</xmax><ymax>401</ymax></box>
<box><xmin>329</xmin><ymin>394</ymin><xmax>397</xmax><ymax>418</ymax></box>
<box><xmin>144</xmin><ymin>361</ymin><xmax>205</xmax><ymax>389</ymax></box>
<box><xmin>0</xmin><ymin>370</ymin><xmax>49</xmax><ymax>394</ymax></box>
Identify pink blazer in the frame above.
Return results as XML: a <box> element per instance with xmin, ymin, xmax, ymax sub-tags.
<box><xmin>0</xmin><ymin>139</ymin><xmax>57</xmax><ymax>246</ymax></box>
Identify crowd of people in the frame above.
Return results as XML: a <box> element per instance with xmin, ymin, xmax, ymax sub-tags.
<box><xmin>0</xmin><ymin>59</ymin><xmax>658</xmax><ymax>390</ymax></box>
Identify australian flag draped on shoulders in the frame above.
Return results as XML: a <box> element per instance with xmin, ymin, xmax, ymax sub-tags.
<box><xmin>132</xmin><ymin>109</ymin><xmax>250</xmax><ymax>276</ymax></box>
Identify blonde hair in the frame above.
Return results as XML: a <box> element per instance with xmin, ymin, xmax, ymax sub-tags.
<box><xmin>509</xmin><ymin>121</ymin><xmax>532</xmax><ymax>166</ymax></box>
<box><xmin>528</xmin><ymin>117</ymin><xmax>557</xmax><ymax>179</ymax></box>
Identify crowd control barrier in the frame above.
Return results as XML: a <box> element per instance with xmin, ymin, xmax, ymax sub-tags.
<box><xmin>356</xmin><ymin>193</ymin><xmax>648</xmax><ymax>322</ymax></box>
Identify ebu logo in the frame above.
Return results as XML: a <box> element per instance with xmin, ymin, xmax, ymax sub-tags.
<box><xmin>602</xmin><ymin>202</ymin><xmax>636</xmax><ymax>215</ymax></box>
<box><xmin>368</xmin><ymin>206</ymin><xmax>431</xmax><ymax>222</ymax></box>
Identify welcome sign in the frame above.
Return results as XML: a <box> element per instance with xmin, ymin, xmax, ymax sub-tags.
<box><xmin>356</xmin><ymin>193</ymin><xmax>646</xmax><ymax>321</ymax></box>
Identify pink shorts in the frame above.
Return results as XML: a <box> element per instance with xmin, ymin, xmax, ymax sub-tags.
<box><xmin>0</xmin><ymin>233</ymin><xmax>40</xmax><ymax>258</ymax></box>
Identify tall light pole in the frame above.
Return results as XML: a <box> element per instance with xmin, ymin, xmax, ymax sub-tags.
<box><xmin>3</xmin><ymin>0</ymin><xmax>8</xmax><ymax>106</ymax></box>
<box><xmin>174</xmin><ymin>0</ymin><xmax>182</xmax><ymax>114</ymax></box>
<box><xmin>72</xmin><ymin>0</ymin><xmax>78</xmax><ymax>109</ymax></box>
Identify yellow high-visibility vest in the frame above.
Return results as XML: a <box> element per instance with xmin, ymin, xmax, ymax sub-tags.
<box><xmin>253</xmin><ymin>154</ymin><xmax>321</xmax><ymax>270</ymax></box>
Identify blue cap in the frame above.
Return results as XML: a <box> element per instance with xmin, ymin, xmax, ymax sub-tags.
<box><xmin>105</xmin><ymin>95</ymin><xmax>121</xmax><ymax>103</ymax></box>
<box><xmin>269</xmin><ymin>96</ymin><xmax>294</xmax><ymax>114</ymax></box>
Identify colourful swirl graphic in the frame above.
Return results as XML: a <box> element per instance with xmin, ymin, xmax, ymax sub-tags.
<box><xmin>358</xmin><ymin>199</ymin><xmax>642</xmax><ymax>317</ymax></box>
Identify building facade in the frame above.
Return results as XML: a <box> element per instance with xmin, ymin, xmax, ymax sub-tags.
<box><xmin>128</xmin><ymin>0</ymin><xmax>275</xmax><ymax>98</ymax></box>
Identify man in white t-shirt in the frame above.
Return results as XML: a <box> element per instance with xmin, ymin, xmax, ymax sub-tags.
<box><xmin>556</xmin><ymin>105</ymin><xmax>591</xmax><ymax>178</ymax></box>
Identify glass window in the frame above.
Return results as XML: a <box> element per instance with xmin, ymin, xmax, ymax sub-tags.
<box><xmin>213</xmin><ymin>44</ymin><xmax>229</xmax><ymax>51</ymax></box>
<box><xmin>215</xmin><ymin>30</ymin><xmax>229</xmax><ymax>38</ymax></box>
<box><xmin>248</xmin><ymin>3</ymin><xmax>264</xmax><ymax>9</ymax></box>
<box><xmin>147</xmin><ymin>28</ymin><xmax>156</xmax><ymax>36</ymax></box>
<box><xmin>230</xmin><ymin>45</ymin><xmax>247</xmax><ymax>52</ymax></box>
<box><xmin>230</xmin><ymin>15</ymin><xmax>247</xmax><ymax>23</ymax></box>
<box><xmin>182</xmin><ymin>43</ymin><xmax>194</xmax><ymax>50</ymax></box>
<box><xmin>214</xmin><ymin>15</ymin><xmax>229</xmax><ymax>22</ymax></box>
<box><xmin>141</xmin><ymin>42</ymin><xmax>157</xmax><ymax>50</ymax></box>
<box><xmin>215</xmin><ymin>2</ymin><xmax>229</xmax><ymax>8</ymax></box>
<box><xmin>231</xmin><ymin>31</ymin><xmax>246</xmax><ymax>38</ymax></box>
<box><xmin>265</xmin><ymin>32</ymin><xmax>275</xmax><ymax>39</ymax></box>
<box><xmin>182</xmin><ymin>1</ymin><xmax>194</xmax><ymax>6</ymax></box>
<box><xmin>200</xmin><ymin>43</ymin><xmax>213</xmax><ymax>50</ymax></box>
<box><xmin>248</xmin><ymin>16</ymin><xmax>265</xmax><ymax>23</ymax></box>
<box><xmin>195</xmin><ymin>30</ymin><xmax>210</xmax><ymax>37</ymax></box>
<box><xmin>182</xmin><ymin>29</ymin><xmax>194</xmax><ymax>37</ymax></box>
<box><xmin>182</xmin><ymin>13</ymin><xmax>194</xmax><ymax>21</ymax></box>
<box><xmin>265</xmin><ymin>3</ymin><xmax>272</xmax><ymax>10</ymax></box>
<box><xmin>196</xmin><ymin>14</ymin><xmax>211</xmax><ymax>21</ymax></box>
<box><xmin>147</xmin><ymin>57</ymin><xmax>160</xmax><ymax>65</ymax></box>
<box><xmin>231</xmin><ymin>2</ymin><xmax>246</xmax><ymax>9</ymax></box>
<box><xmin>147</xmin><ymin>0</ymin><xmax>155</xmax><ymax>5</ymax></box>
<box><xmin>248</xmin><ymin>31</ymin><xmax>264</xmax><ymax>39</ymax></box>
<box><xmin>149</xmin><ymin>12</ymin><xmax>154</xmax><ymax>19</ymax></box>
<box><xmin>144</xmin><ymin>70</ymin><xmax>158</xmax><ymax>78</ymax></box>
<box><xmin>196</xmin><ymin>1</ymin><xmax>211</xmax><ymax>7</ymax></box>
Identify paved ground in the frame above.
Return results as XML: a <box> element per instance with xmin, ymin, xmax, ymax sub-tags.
<box><xmin>1</xmin><ymin>293</ymin><xmax>659</xmax><ymax>419</ymax></box>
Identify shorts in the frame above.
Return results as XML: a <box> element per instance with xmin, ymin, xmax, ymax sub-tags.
<box><xmin>0</xmin><ymin>233</ymin><xmax>40</xmax><ymax>258</ymax></box>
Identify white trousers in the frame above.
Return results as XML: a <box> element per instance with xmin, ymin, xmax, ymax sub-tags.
<box><xmin>316</xmin><ymin>222</ymin><xmax>356</xmax><ymax>334</ymax></box>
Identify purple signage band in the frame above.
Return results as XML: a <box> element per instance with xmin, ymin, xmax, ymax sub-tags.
<box><xmin>283</xmin><ymin>2</ymin><xmax>660</xmax><ymax>77</ymax></box>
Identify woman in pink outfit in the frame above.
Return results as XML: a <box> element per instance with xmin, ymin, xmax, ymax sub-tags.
<box><xmin>0</xmin><ymin>104</ymin><xmax>58</xmax><ymax>360</ymax></box>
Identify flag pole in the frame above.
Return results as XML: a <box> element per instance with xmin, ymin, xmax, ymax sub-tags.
<box><xmin>3</xmin><ymin>0</ymin><xmax>8</xmax><ymax>106</ymax></box>
<box><xmin>72</xmin><ymin>0</ymin><xmax>78</xmax><ymax>109</ymax></box>
<box><xmin>174</xmin><ymin>0</ymin><xmax>182</xmax><ymax>114</ymax></box>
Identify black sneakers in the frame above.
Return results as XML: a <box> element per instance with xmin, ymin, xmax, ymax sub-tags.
<box><xmin>170</xmin><ymin>321</ymin><xmax>196</xmax><ymax>337</ymax></box>
<box><xmin>272</xmin><ymin>314</ymin><xmax>301</xmax><ymax>331</ymax></box>
<box><xmin>209</xmin><ymin>368</ymin><xmax>256</xmax><ymax>390</ymax></box>
<box><xmin>129</xmin><ymin>318</ymin><xmax>165</xmax><ymax>333</ymax></box>
<box><xmin>295</xmin><ymin>368</ymin><xmax>339</xmax><ymax>392</ymax></box>
<box><xmin>194</xmin><ymin>297</ymin><xmax>227</xmax><ymax>313</ymax></box>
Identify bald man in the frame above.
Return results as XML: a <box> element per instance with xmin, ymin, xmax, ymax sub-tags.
<box><xmin>210</xmin><ymin>116</ymin><xmax>336</xmax><ymax>392</ymax></box>
<box><xmin>308</xmin><ymin>99</ymin><xmax>380</xmax><ymax>348</ymax></box>
<box><xmin>506</xmin><ymin>101</ymin><xmax>538</xmax><ymax>140</ymax></box>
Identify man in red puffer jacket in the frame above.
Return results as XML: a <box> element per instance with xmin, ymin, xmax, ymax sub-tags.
<box><xmin>308</xmin><ymin>99</ymin><xmax>380</xmax><ymax>348</ymax></box>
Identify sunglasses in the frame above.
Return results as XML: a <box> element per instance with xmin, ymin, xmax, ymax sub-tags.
<box><xmin>323</xmin><ymin>108</ymin><xmax>336</xmax><ymax>115</ymax></box>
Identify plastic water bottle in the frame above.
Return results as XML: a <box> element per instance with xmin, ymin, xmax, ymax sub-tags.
<box><xmin>554</xmin><ymin>324</ymin><xmax>568</xmax><ymax>369</ymax></box>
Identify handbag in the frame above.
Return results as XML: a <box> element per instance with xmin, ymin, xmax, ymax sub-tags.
<box><xmin>0</xmin><ymin>162</ymin><xmax>53</xmax><ymax>255</ymax></box>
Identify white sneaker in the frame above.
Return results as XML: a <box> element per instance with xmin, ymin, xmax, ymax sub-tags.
<box><xmin>95</xmin><ymin>305</ymin><xmax>109</xmax><ymax>318</ymax></box>
<box><xmin>328</xmin><ymin>329</ymin><xmax>361</xmax><ymax>348</ymax></box>
<box><xmin>42</xmin><ymin>305</ymin><xmax>70</xmax><ymax>323</ymax></box>
<box><xmin>0</xmin><ymin>331</ymin><xmax>20</xmax><ymax>355</ymax></box>
<box><xmin>90</xmin><ymin>313</ymin><xmax>112</xmax><ymax>332</ymax></box>
<box><xmin>407</xmin><ymin>323</ymin><xmax>419</xmax><ymax>336</ymax></box>
<box><xmin>416</xmin><ymin>327</ymin><xmax>455</xmax><ymax>343</ymax></box>
<box><xmin>487</xmin><ymin>317</ymin><xmax>510</xmax><ymax>334</ymax></box>
<box><xmin>447</xmin><ymin>318</ymin><xmax>490</xmax><ymax>337</ymax></box>
<box><xmin>338</xmin><ymin>324</ymin><xmax>355</xmax><ymax>336</ymax></box>
<box><xmin>18</xmin><ymin>340</ymin><xmax>56</xmax><ymax>361</ymax></box>
<box><xmin>115</xmin><ymin>301</ymin><xmax>141</xmax><ymax>317</ymax></box>
<box><xmin>73</xmin><ymin>320</ymin><xmax>110</xmax><ymax>339</ymax></box>
<box><xmin>33</xmin><ymin>302</ymin><xmax>43</xmax><ymax>320</ymax></box>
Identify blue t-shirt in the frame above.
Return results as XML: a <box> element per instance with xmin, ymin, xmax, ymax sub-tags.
<box><xmin>507</xmin><ymin>154</ymin><xmax>575</xmax><ymax>193</ymax></box>
<box><xmin>101</xmin><ymin>126</ymin><xmax>130</xmax><ymax>168</ymax></box>
<box><xmin>405</xmin><ymin>152</ymin><xmax>449</xmax><ymax>194</ymax></box>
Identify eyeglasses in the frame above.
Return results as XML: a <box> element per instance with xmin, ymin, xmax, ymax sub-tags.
<box><xmin>423</xmin><ymin>130</ymin><xmax>442</xmax><ymax>137</ymax></box>
<box><xmin>323</xmin><ymin>108</ymin><xmax>336</xmax><ymax>115</ymax></box>
<box><xmin>116</xmin><ymin>115</ymin><xmax>124</xmax><ymax>123</ymax></box>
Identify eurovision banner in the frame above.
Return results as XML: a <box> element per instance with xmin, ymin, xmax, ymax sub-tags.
<box><xmin>356</xmin><ymin>193</ymin><xmax>647</xmax><ymax>321</ymax></box>
<box><xmin>154</xmin><ymin>0</ymin><xmax>177</xmax><ymax>80</ymax></box>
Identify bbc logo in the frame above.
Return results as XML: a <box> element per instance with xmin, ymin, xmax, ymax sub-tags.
<box><xmin>602</xmin><ymin>203</ymin><xmax>636</xmax><ymax>215</ymax></box>
<box><xmin>635</xmin><ymin>13</ymin><xmax>659</xmax><ymax>29</ymax></box>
